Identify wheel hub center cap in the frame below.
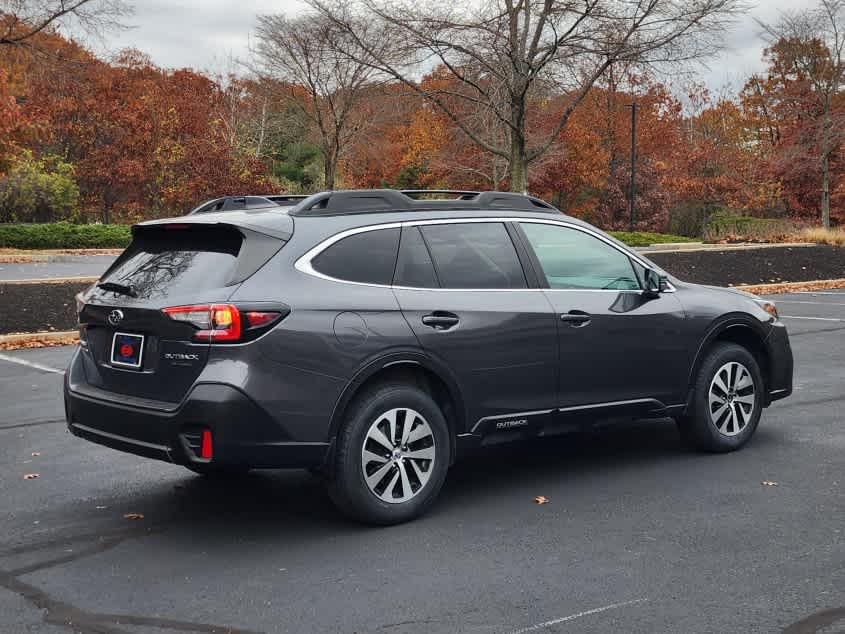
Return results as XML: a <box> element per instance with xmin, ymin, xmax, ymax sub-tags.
<box><xmin>392</xmin><ymin>449</ymin><xmax>402</xmax><ymax>461</ymax></box>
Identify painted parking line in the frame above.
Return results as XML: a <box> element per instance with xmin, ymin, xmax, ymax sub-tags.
<box><xmin>781</xmin><ymin>315</ymin><xmax>845</xmax><ymax>322</ymax></box>
<box><xmin>775</xmin><ymin>300</ymin><xmax>845</xmax><ymax>306</ymax></box>
<box><xmin>792</xmin><ymin>291</ymin><xmax>845</xmax><ymax>295</ymax></box>
<box><xmin>0</xmin><ymin>352</ymin><xmax>65</xmax><ymax>375</ymax></box>
<box><xmin>509</xmin><ymin>598</ymin><xmax>649</xmax><ymax>634</ymax></box>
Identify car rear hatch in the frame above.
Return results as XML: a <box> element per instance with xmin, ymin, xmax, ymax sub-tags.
<box><xmin>76</xmin><ymin>213</ymin><xmax>291</xmax><ymax>404</ymax></box>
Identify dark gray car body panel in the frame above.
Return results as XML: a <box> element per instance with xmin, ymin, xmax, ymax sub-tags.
<box><xmin>64</xmin><ymin>202</ymin><xmax>793</xmax><ymax>468</ymax></box>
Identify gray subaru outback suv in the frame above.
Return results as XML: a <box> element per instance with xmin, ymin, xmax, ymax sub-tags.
<box><xmin>66</xmin><ymin>189</ymin><xmax>793</xmax><ymax>524</ymax></box>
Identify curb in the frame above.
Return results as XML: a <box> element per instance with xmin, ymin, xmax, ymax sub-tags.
<box><xmin>0</xmin><ymin>276</ymin><xmax>98</xmax><ymax>285</ymax></box>
<box><xmin>732</xmin><ymin>278</ymin><xmax>845</xmax><ymax>295</ymax></box>
<box><xmin>0</xmin><ymin>330</ymin><xmax>79</xmax><ymax>350</ymax></box>
<box><xmin>638</xmin><ymin>242</ymin><xmax>816</xmax><ymax>254</ymax></box>
<box><xmin>0</xmin><ymin>250</ymin><xmax>122</xmax><ymax>263</ymax></box>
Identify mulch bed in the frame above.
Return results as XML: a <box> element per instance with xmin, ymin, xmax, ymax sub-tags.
<box><xmin>648</xmin><ymin>245</ymin><xmax>845</xmax><ymax>286</ymax></box>
<box><xmin>0</xmin><ymin>280</ymin><xmax>90</xmax><ymax>335</ymax></box>
<box><xmin>0</xmin><ymin>245</ymin><xmax>843</xmax><ymax>336</ymax></box>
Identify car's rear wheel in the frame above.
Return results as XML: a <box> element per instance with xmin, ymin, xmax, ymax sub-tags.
<box><xmin>678</xmin><ymin>342</ymin><xmax>764</xmax><ymax>452</ymax></box>
<box><xmin>328</xmin><ymin>383</ymin><xmax>450</xmax><ymax>525</ymax></box>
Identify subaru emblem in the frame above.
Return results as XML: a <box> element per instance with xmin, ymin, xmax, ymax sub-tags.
<box><xmin>108</xmin><ymin>309</ymin><xmax>124</xmax><ymax>326</ymax></box>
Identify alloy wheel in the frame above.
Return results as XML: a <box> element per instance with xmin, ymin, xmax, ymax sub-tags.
<box><xmin>361</xmin><ymin>408</ymin><xmax>436</xmax><ymax>504</ymax></box>
<box><xmin>708</xmin><ymin>361</ymin><xmax>756</xmax><ymax>436</ymax></box>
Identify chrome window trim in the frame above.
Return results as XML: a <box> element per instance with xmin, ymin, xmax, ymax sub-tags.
<box><xmin>294</xmin><ymin>217</ymin><xmax>675</xmax><ymax>292</ymax></box>
<box><xmin>294</xmin><ymin>221</ymin><xmax>404</xmax><ymax>287</ymax></box>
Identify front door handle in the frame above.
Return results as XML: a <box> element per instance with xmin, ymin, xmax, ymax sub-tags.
<box><xmin>560</xmin><ymin>310</ymin><xmax>591</xmax><ymax>327</ymax></box>
<box><xmin>422</xmin><ymin>312</ymin><xmax>460</xmax><ymax>330</ymax></box>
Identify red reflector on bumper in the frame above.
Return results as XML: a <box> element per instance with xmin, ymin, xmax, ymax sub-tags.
<box><xmin>200</xmin><ymin>429</ymin><xmax>213</xmax><ymax>460</ymax></box>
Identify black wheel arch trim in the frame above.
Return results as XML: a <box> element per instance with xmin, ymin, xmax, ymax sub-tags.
<box><xmin>685</xmin><ymin>313</ymin><xmax>772</xmax><ymax>411</ymax></box>
<box><xmin>327</xmin><ymin>348</ymin><xmax>467</xmax><ymax>450</ymax></box>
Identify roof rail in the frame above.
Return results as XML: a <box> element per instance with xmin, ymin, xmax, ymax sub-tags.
<box><xmin>401</xmin><ymin>189</ymin><xmax>480</xmax><ymax>200</ymax></box>
<box><xmin>289</xmin><ymin>189</ymin><xmax>559</xmax><ymax>216</ymax></box>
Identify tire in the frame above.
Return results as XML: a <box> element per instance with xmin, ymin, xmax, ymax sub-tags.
<box><xmin>184</xmin><ymin>464</ymin><xmax>251</xmax><ymax>477</ymax></box>
<box><xmin>328</xmin><ymin>383</ymin><xmax>450</xmax><ymax>525</ymax></box>
<box><xmin>677</xmin><ymin>342</ymin><xmax>764</xmax><ymax>453</ymax></box>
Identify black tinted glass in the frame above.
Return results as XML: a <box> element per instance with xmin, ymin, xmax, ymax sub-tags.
<box><xmin>394</xmin><ymin>226</ymin><xmax>438</xmax><ymax>288</ymax></box>
<box><xmin>312</xmin><ymin>228</ymin><xmax>400</xmax><ymax>285</ymax></box>
<box><xmin>420</xmin><ymin>223</ymin><xmax>526</xmax><ymax>289</ymax></box>
<box><xmin>96</xmin><ymin>226</ymin><xmax>242</xmax><ymax>300</ymax></box>
<box><xmin>520</xmin><ymin>222</ymin><xmax>640</xmax><ymax>290</ymax></box>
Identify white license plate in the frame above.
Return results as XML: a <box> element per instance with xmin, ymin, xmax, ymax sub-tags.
<box><xmin>110</xmin><ymin>332</ymin><xmax>145</xmax><ymax>369</ymax></box>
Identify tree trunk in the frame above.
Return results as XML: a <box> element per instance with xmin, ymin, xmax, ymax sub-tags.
<box><xmin>256</xmin><ymin>98</ymin><xmax>267</xmax><ymax>158</ymax></box>
<box><xmin>821</xmin><ymin>150</ymin><xmax>831</xmax><ymax>229</ymax></box>
<box><xmin>323</xmin><ymin>150</ymin><xmax>337</xmax><ymax>191</ymax></box>
<box><xmin>508</xmin><ymin>97</ymin><xmax>529</xmax><ymax>193</ymax></box>
<box><xmin>509</xmin><ymin>132</ymin><xmax>528</xmax><ymax>193</ymax></box>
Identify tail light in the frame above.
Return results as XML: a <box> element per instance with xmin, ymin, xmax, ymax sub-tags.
<box><xmin>162</xmin><ymin>304</ymin><xmax>285</xmax><ymax>343</ymax></box>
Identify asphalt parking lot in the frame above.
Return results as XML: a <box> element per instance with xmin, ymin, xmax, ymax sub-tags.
<box><xmin>0</xmin><ymin>291</ymin><xmax>843</xmax><ymax>634</ymax></box>
<box><xmin>0</xmin><ymin>256</ymin><xmax>115</xmax><ymax>281</ymax></box>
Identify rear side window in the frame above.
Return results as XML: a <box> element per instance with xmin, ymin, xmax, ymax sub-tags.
<box><xmin>312</xmin><ymin>228</ymin><xmax>400</xmax><ymax>285</ymax></box>
<box><xmin>394</xmin><ymin>226</ymin><xmax>438</xmax><ymax>288</ymax></box>
<box><xmin>419</xmin><ymin>222</ymin><xmax>527</xmax><ymax>289</ymax></box>
<box><xmin>97</xmin><ymin>226</ymin><xmax>243</xmax><ymax>300</ymax></box>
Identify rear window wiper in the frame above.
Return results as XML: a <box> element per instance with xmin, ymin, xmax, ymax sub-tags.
<box><xmin>97</xmin><ymin>281</ymin><xmax>137</xmax><ymax>298</ymax></box>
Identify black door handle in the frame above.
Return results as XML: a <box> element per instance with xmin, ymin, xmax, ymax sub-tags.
<box><xmin>422</xmin><ymin>312</ymin><xmax>460</xmax><ymax>330</ymax></box>
<box><xmin>560</xmin><ymin>310</ymin><xmax>591</xmax><ymax>326</ymax></box>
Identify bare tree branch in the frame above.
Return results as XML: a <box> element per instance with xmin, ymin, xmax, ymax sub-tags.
<box><xmin>252</xmin><ymin>11</ymin><xmax>392</xmax><ymax>189</ymax></box>
<box><xmin>757</xmin><ymin>0</ymin><xmax>845</xmax><ymax>227</ymax></box>
<box><xmin>0</xmin><ymin>0</ymin><xmax>129</xmax><ymax>49</ymax></box>
<box><xmin>309</xmin><ymin>0</ymin><xmax>747</xmax><ymax>191</ymax></box>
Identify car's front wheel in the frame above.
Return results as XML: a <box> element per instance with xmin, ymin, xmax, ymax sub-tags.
<box><xmin>678</xmin><ymin>342</ymin><xmax>764</xmax><ymax>452</ymax></box>
<box><xmin>328</xmin><ymin>383</ymin><xmax>450</xmax><ymax>525</ymax></box>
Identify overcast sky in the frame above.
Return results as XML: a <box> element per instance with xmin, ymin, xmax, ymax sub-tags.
<box><xmin>90</xmin><ymin>0</ymin><xmax>815</xmax><ymax>94</ymax></box>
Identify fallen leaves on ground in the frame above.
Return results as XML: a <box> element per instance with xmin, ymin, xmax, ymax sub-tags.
<box><xmin>0</xmin><ymin>248</ymin><xmax>122</xmax><ymax>257</ymax></box>
<box><xmin>122</xmin><ymin>513</ymin><xmax>145</xmax><ymax>520</ymax></box>
<box><xmin>761</xmin><ymin>481</ymin><xmax>779</xmax><ymax>486</ymax></box>
<box><xmin>739</xmin><ymin>278</ymin><xmax>845</xmax><ymax>295</ymax></box>
<box><xmin>534</xmin><ymin>496</ymin><xmax>549</xmax><ymax>504</ymax></box>
<box><xmin>23</xmin><ymin>473</ymin><xmax>39</xmax><ymax>480</ymax></box>
<box><xmin>0</xmin><ymin>334</ymin><xmax>80</xmax><ymax>351</ymax></box>
<box><xmin>31</xmin><ymin>452</ymin><xmax>40</xmax><ymax>457</ymax></box>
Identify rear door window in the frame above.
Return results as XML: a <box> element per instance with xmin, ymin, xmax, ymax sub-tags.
<box><xmin>393</xmin><ymin>226</ymin><xmax>439</xmax><ymax>288</ymax></box>
<box><xmin>95</xmin><ymin>226</ymin><xmax>243</xmax><ymax>301</ymax></box>
<box><xmin>419</xmin><ymin>222</ymin><xmax>527</xmax><ymax>289</ymax></box>
<box><xmin>311</xmin><ymin>228</ymin><xmax>400</xmax><ymax>285</ymax></box>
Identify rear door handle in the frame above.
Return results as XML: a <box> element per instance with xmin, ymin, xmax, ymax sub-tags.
<box><xmin>560</xmin><ymin>310</ymin><xmax>591</xmax><ymax>326</ymax></box>
<box><xmin>422</xmin><ymin>312</ymin><xmax>460</xmax><ymax>330</ymax></box>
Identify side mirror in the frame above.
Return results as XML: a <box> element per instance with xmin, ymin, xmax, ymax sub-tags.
<box><xmin>643</xmin><ymin>268</ymin><xmax>668</xmax><ymax>298</ymax></box>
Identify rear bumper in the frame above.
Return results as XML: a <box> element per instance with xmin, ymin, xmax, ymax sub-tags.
<box><xmin>64</xmin><ymin>353</ymin><xmax>329</xmax><ymax>469</ymax></box>
<box><xmin>764</xmin><ymin>321</ymin><xmax>793</xmax><ymax>404</ymax></box>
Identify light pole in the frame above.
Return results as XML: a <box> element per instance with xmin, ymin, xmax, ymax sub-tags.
<box><xmin>625</xmin><ymin>102</ymin><xmax>637</xmax><ymax>232</ymax></box>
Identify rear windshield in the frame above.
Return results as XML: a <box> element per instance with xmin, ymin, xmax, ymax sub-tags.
<box><xmin>98</xmin><ymin>226</ymin><xmax>243</xmax><ymax>300</ymax></box>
